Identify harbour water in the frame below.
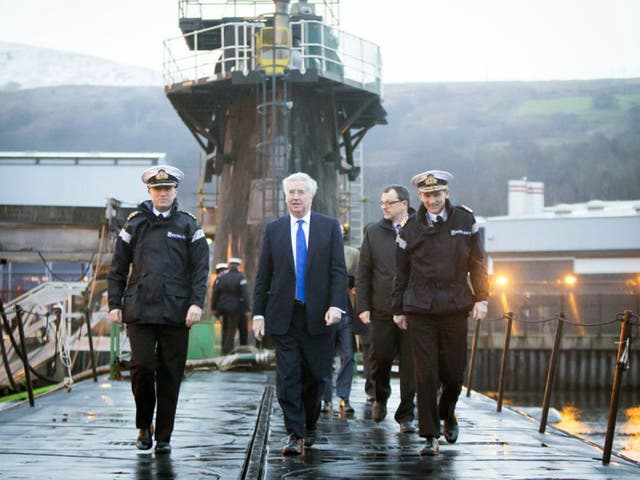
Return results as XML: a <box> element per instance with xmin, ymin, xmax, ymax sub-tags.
<box><xmin>501</xmin><ymin>389</ymin><xmax>640</xmax><ymax>462</ymax></box>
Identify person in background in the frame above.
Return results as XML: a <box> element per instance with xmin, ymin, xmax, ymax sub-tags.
<box><xmin>108</xmin><ymin>165</ymin><xmax>209</xmax><ymax>454</ymax></box>
<box><xmin>392</xmin><ymin>170</ymin><xmax>489</xmax><ymax>456</ymax></box>
<box><xmin>321</xmin><ymin>227</ymin><xmax>358</xmax><ymax>414</ymax></box>
<box><xmin>252</xmin><ymin>172</ymin><xmax>347</xmax><ymax>455</ymax></box>
<box><xmin>356</xmin><ymin>185</ymin><xmax>416</xmax><ymax>434</ymax></box>
<box><xmin>214</xmin><ymin>262</ymin><xmax>228</xmax><ymax>277</ymax></box>
<box><xmin>211</xmin><ymin>257</ymin><xmax>251</xmax><ymax>354</ymax></box>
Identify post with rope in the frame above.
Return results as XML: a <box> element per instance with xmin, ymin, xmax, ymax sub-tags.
<box><xmin>465</xmin><ymin>315</ymin><xmax>482</xmax><ymax>397</ymax></box>
<box><xmin>496</xmin><ymin>312</ymin><xmax>514</xmax><ymax>412</ymax></box>
<box><xmin>14</xmin><ymin>305</ymin><xmax>35</xmax><ymax>407</ymax></box>
<box><xmin>602</xmin><ymin>310</ymin><xmax>634</xmax><ymax>465</ymax></box>
<box><xmin>539</xmin><ymin>312</ymin><xmax>565</xmax><ymax>433</ymax></box>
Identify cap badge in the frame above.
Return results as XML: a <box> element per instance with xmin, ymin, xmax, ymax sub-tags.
<box><xmin>425</xmin><ymin>174</ymin><xmax>437</xmax><ymax>186</ymax></box>
<box><xmin>156</xmin><ymin>170</ymin><xmax>169</xmax><ymax>180</ymax></box>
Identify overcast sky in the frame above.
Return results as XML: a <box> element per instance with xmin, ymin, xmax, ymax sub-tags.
<box><xmin>0</xmin><ymin>0</ymin><xmax>638</xmax><ymax>83</ymax></box>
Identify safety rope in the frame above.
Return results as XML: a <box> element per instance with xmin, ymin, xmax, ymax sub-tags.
<box><xmin>53</xmin><ymin>304</ymin><xmax>74</xmax><ymax>389</ymax></box>
<box><xmin>487</xmin><ymin>311</ymin><xmax>631</xmax><ymax>328</ymax></box>
<box><xmin>37</xmin><ymin>251</ymin><xmax>95</xmax><ymax>282</ymax></box>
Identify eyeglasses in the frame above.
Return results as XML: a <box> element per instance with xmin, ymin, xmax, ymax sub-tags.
<box><xmin>379</xmin><ymin>200</ymin><xmax>402</xmax><ymax>207</ymax></box>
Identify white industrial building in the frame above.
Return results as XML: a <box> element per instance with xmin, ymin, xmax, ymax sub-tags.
<box><xmin>482</xmin><ymin>179</ymin><xmax>640</xmax><ymax>330</ymax></box>
<box><xmin>0</xmin><ymin>151</ymin><xmax>167</xmax><ymax>301</ymax></box>
<box><xmin>0</xmin><ymin>151</ymin><xmax>166</xmax><ymax>207</ymax></box>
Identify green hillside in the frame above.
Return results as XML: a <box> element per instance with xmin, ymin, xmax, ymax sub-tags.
<box><xmin>1</xmin><ymin>79</ymin><xmax>639</xmax><ymax>218</ymax></box>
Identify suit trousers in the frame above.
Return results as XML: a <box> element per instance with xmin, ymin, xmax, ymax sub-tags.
<box><xmin>370</xmin><ymin>311</ymin><xmax>416</xmax><ymax>423</ymax></box>
<box><xmin>407</xmin><ymin>311</ymin><xmax>468</xmax><ymax>438</ymax></box>
<box><xmin>360</xmin><ymin>341</ymin><xmax>375</xmax><ymax>399</ymax></box>
<box><xmin>271</xmin><ymin>302</ymin><xmax>334</xmax><ymax>439</ymax></box>
<box><xmin>127</xmin><ymin>323</ymin><xmax>190</xmax><ymax>442</ymax></box>
<box><xmin>322</xmin><ymin>313</ymin><xmax>355</xmax><ymax>402</ymax></box>
<box><xmin>356</xmin><ymin>323</ymin><xmax>374</xmax><ymax>399</ymax></box>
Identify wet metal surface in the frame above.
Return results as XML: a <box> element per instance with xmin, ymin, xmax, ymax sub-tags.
<box><xmin>264</xmin><ymin>378</ymin><xmax>640</xmax><ymax>479</ymax></box>
<box><xmin>0</xmin><ymin>369</ymin><xmax>270</xmax><ymax>479</ymax></box>
<box><xmin>0</xmin><ymin>368</ymin><xmax>638</xmax><ymax>479</ymax></box>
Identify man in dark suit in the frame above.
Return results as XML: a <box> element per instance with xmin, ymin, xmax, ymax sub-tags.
<box><xmin>252</xmin><ymin>172</ymin><xmax>348</xmax><ymax>455</ymax></box>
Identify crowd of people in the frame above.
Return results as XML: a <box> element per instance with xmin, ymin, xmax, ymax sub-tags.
<box><xmin>108</xmin><ymin>167</ymin><xmax>488</xmax><ymax>457</ymax></box>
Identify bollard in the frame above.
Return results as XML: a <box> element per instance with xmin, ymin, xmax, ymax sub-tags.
<box><xmin>496</xmin><ymin>312</ymin><xmax>513</xmax><ymax>412</ymax></box>
<box><xmin>14</xmin><ymin>305</ymin><xmax>35</xmax><ymax>407</ymax></box>
<box><xmin>0</xmin><ymin>299</ymin><xmax>18</xmax><ymax>391</ymax></box>
<box><xmin>465</xmin><ymin>317</ymin><xmax>481</xmax><ymax>397</ymax></box>
<box><xmin>84</xmin><ymin>309</ymin><xmax>98</xmax><ymax>382</ymax></box>
<box><xmin>602</xmin><ymin>310</ymin><xmax>633</xmax><ymax>465</ymax></box>
<box><xmin>539</xmin><ymin>313</ymin><xmax>564</xmax><ymax>433</ymax></box>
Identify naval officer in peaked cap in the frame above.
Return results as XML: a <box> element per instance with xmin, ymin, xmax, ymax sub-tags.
<box><xmin>211</xmin><ymin>256</ymin><xmax>251</xmax><ymax>354</ymax></box>
<box><xmin>391</xmin><ymin>169</ymin><xmax>489</xmax><ymax>456</ymax></box>
<box><xmin>413</xmin><ymin>170</ymin><xmax>453</xmax><ymax>194</ymax></box>
<box><xmin>108</xmin><ymin>164</ymin><xmax>209</xmax><ymax>454</ymax></box>
<box><xmin>215</xmin><ymin>262</ymin><xmax>229</xmax><ymax>274</ymax></box>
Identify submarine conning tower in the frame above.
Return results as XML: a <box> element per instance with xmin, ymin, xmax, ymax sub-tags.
<box><xmin>163</xmin><ymin>0</ymin><xmax>386</xmax><ymax>279</ymax></box>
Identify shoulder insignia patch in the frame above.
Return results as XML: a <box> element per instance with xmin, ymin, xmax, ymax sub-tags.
<box><xmin>180</xmin><ymin>210</ymin><xmax>198</xmax><ymax>220</ymax></box>
<box><xmin>127</xmin><ymin>210</ymin><xmax>142</xmax><ymax>221</ymax></box>
<box><xmin>460</xmin><ymin>204</ymin><xmax>473</xmax><ymax>213</ymax></box>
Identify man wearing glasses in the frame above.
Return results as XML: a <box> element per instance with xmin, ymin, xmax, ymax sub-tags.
<box><xmin>356</xmin><ymin>185</ymin><xmax>416</xmax><ymax>434</ymax></box>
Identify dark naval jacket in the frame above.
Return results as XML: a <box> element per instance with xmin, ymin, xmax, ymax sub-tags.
<box><xmin>107</xmin><ymin>200</ymin><xmax>210</xmax><ymax>326</ymax></box>
<box><xmin>392</xmin><ymin>200</ymin><xmax>488</xmax><ymax>316</ymax></box>
<box><xmin>355</xmin><ymin>207</ymin><xmax>415</xmax><ymax>316</ymax></box>
<box><xmin>211</xmin><ymin>265</ymin><xmax>250</xmax><ymax>314</ymax></box>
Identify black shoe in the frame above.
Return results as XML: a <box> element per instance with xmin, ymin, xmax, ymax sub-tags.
<box><xmin>372</xmin><ymin>401</ymin><xmax>387</xmax><ymax>422</ymax></box>
<box><xmin>321</xmin><ymin>400</ymin><xmax>332</xmax><ymax>413</ymax></box>
<box><xmin>419</xmin><ymin>436</ymin><xmax>440</xmax><ymax>456</ymax></box>
<box><xmin>304</xmin><ymin>430</ymin><xmax>316</xmax><ymax>447</ymax></box>
<box><xmin>444</xmin><ymin>413</ymin><xmax>459</xmax><ymax>443</ymax></box>
<box><xmin>154</xmin><ymin>441</ymin><xmax>171</xmax><ymax>454</ymax></box>
<box><xmin>339</xmin><ymin>398</ymin><xmax>355</xmax><ymax>414</ymax></box>
<box><xmin>136</xmin><ymin>427</ymin><xmax>152</xmax><ymax>450</ymax></box>
<box><xmin>282</xmin><ymin>434</ymin><xmax>304</xmax><ymax>455</ymax></box>
<box><xmin>399</xmin><ymin>420</ymin><xmax>416</xmax><ymax>434</ymax></box>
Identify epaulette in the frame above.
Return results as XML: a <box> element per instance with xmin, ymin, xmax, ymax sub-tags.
<box><xmin>127</xmin><ymin>210</ymin><xmax>142</xmax><ymax>221</ymax></box>
<box><xmin>400</xmin><ymin>215</ymin><xmax>412</xmax><ymax>228</ymax></box>
<box><xmin>460</xmin><ymin>204</ymin><xmax>473</xmax><ymax>213</ymax></box>
<box><xmin>180</xmin><ymin>210</ymin><xmax>198</xmax><ymax>220</ymax></box>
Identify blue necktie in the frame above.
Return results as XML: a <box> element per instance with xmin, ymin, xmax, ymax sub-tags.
<box><xmin>295</xmin><ymin>219</ymin><xmax>307</xmax><ymax>302</ymax></box>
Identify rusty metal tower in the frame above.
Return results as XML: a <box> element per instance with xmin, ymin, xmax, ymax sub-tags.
<box><xmin>163</xmin><ymin>0</ymin><xmax>386</xmax><ymax>279</ymax></box>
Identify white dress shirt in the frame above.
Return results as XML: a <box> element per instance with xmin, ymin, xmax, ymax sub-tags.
<box><xmin>153</xmin><ymin>207</ymin><xmax>170</xmax><ymax>218</ymax></box>
<box><xmin>428</xmin><ymin>209</ymin><xmax>447</xmax><ymax>224</ymax></box>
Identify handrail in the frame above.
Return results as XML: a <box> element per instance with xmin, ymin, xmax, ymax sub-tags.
<box><xmin>467</xmin><ymin>306</ymin><xmax>638</xmax><ymax>465</ymax></box>
<box><xmin>0</xmin><ymin>281</ymin><xmax>96</xmax><ymax>395</ymax></box>
<box><xmin>538</xmin><ymin>313</ymin><xmax>565</xmax><ymax>433</ymax></box>
<box><xmin>602</xmin><ymin>310</ymin><xmax>635</xmax><ymax>464</ymax></box>
<box><xmin>496</xmin><ymin>312</ymin><xmax>514</xmax><ymax>412</ymax></box>
<box><xmin>163</xmin><ymin>18</ymin><xmax>382</xmax><ymax>94</ymax></box>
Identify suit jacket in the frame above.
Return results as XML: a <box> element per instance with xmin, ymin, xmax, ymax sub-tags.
<box><xmin>253</xmin><ymin>211</ymin><xmax>348</xmax><ymax>336</ymax></box>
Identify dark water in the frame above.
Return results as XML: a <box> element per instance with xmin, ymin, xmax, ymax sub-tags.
<box><xmin>500</xmin><ymin>389</ymin><xmax>640</xmax><ymax>462</ymax></box>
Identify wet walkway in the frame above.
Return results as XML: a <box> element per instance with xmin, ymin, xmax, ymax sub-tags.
<box><xmin>0</xmin><ymin>368</ymin><xmax>638</xmax><ymax>479</ymax></box>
